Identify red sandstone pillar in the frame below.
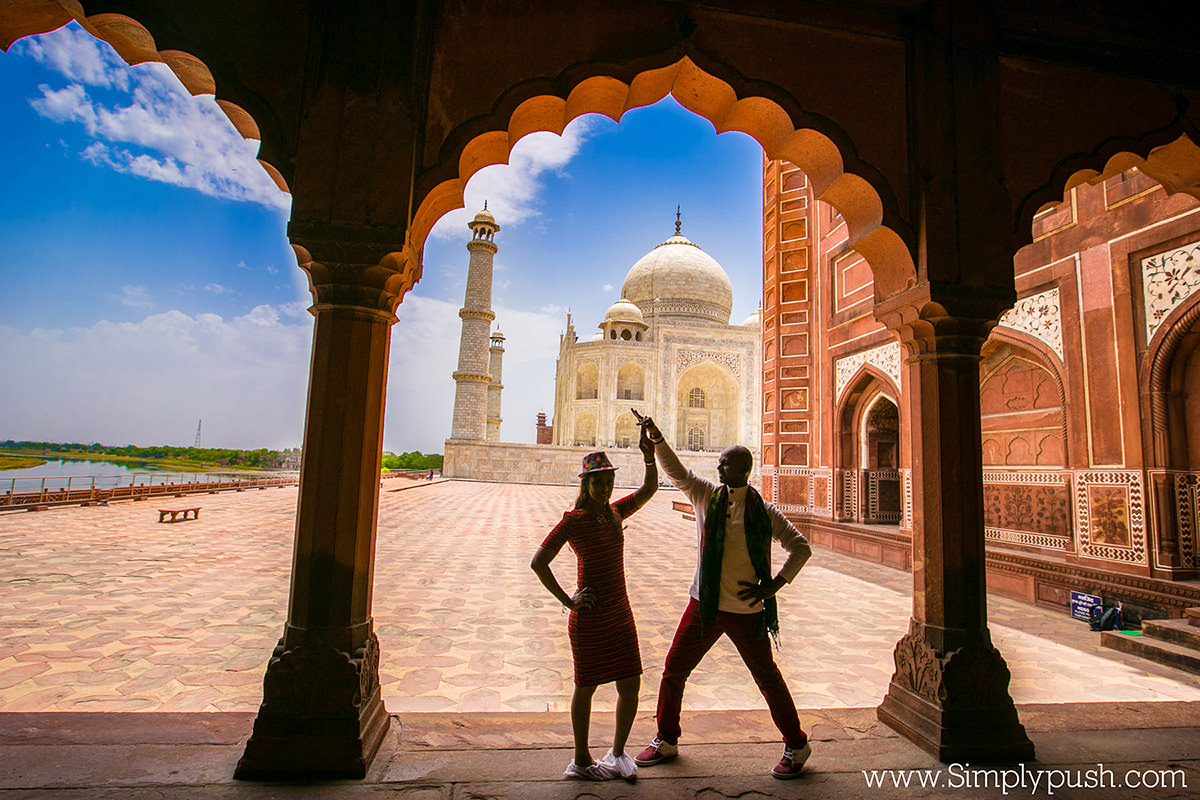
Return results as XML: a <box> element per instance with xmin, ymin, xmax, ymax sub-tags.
<box><xmin>872</xmin><ymin>0</ymin><xmax>1034</xmax><ymax>763</ymax></box>
<box><xmin>236</xmin><ymin>246</ymin><xmax>417</xmax><ymax>779</ymax></box>
<box><xmin>875</xmin><ymin>304</ymin><xmax>1033</xmax><ymax>762</ymax></box>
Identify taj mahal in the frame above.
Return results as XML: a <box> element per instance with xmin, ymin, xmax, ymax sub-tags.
<box><xmin>443</xmin><ymin>208</ymin><xmax>760</xmax><ymax>484</ymax></box>
<box><xmin>552</xmin><ymin>212</ymin><xmax>761</xmax><ymax>454</ymax></box>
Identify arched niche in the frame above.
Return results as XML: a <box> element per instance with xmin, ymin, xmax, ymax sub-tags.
<box><xmin>575</xmin><ymin>362</ymin><xmax>599</xmax><ymax>400</ymax></box>
<box><xmin>573</xmin><ymin>412</ymin><xmax>597</xmax><ymax>447</ymax></box>
<box><xmin>614</xmin><ymin>412</ymin><xmax>638</xmax><ymax>448</ymax></box>
<box><xmin>1142</xmin><ymin>289</ymin><xmax>1200</xmax><ymax>577</ymax></box>
<box><xmin>675</xmin><ymin>359</ymin><xmax>738</xmax><ymax>452</ymax></box>
<box><xmin>978</xmin><ymin>337</ymin><xmax>1067</xmax><ymax>468</ymax></box>
<box><xmin>616</xmin><ymin>362</ymin><xmax>644</xmax><ymax>401</ymax></box>
<box><xmin>833</xmin><ymin>365</ymin><xmax>900</xmax><ymax>523</ymax></box>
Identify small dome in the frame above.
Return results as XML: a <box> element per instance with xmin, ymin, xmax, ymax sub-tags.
<box><xmin>589</xmin><ymin>331</ymin><xmax>604</xmax><ymax>341</ymax></box>
<box><xmin>472</xmin><ymin>208</ymin><xmax>496</xmax><ymax>225</ymax></box>
<box><xmin>622</xmin><ymin>232</ymin><xmax>733</xmax><ymax>324</ymax></box>
<box><xmin>742</xmin><ymin>310</ymin><xmax>762</xmax><ymax>328</ymax></box>
<box><xmin>603</xmin><ymin>297</ymin><xmax>645</xmax><ymax>325</ymax></box>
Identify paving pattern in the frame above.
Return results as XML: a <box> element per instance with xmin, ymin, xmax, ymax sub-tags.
<box><xmin>2</xmin><ymin>480</ymin><xmax>1199</xmax><ymax>718</ymax></box>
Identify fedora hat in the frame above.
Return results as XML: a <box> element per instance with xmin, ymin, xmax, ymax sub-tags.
<box><xmin>579</xmin><ymin>451</ymin><xmax>617</xmax><ymax>477</ymax></box>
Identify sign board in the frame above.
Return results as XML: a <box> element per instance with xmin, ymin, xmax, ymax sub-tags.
<box><xmin>1070</xmin><ymin>590</ymin><xmax>1103</xmax><ymax>622</ymax></box>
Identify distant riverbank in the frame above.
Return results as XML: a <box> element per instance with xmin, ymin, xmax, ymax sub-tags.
<box><xmin>0</xmin><ymin>455</ymin><xmax>45</xmax><ymax>470</ymax></box>
<box><xmin>0</xmin><ymin>449</ymin><xmax>269</xmax><ymax>474</ymax></box>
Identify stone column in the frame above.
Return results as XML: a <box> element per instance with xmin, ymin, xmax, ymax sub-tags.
<box><xmin>236</xmin><ymin>244</ymin><xmax>417</xmax><ymax>779</ymax></box>
<box><xmin>872</xmin><ymin>0</ymin><xmax>1033</xmax><ymax>763</ymax></box>
<box><xmin>875</xmin><ymin>295</ymin><xmax>1034</xmax><ymax>763</ymax></box>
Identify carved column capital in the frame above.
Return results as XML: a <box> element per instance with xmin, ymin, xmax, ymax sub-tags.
<box><xmin>291</xmin><ymin>236</ymin><xmax>422</xmax><ymax>315</ymax></box>
<box><xmin>874</xmin><ymin>281</ymin><xmax>1014</xmax><ymax>358</ymax></box>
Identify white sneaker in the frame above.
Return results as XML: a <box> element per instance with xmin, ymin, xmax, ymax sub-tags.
<box><xmin>564</xmin><ymin>759</ymin><xmax>616</xmax><ymax>781</ymax></box>
<box><xmin>600</xmin><ymin>748</ymin><xmax>638</xmax><ymax>782</ymax></box>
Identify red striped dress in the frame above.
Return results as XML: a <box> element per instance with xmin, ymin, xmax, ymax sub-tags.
<box><xmin>542</xmin><ymin>492</ymin><xmax>645</xmax><ymax>686</ymax></box>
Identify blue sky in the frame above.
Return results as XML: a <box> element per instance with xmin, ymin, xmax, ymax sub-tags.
<box><xmin>0</xmin><ymin>23</ymin><xmax>764</xmax><ymax>453</ymax></box>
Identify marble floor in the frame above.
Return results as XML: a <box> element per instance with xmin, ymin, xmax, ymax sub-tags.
<box><xmin>2</xmin><ymin>479</ymin><xmax>1198</xmax><ymax>716</ymax></box>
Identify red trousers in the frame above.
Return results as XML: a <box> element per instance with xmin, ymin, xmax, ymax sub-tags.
<box><xmin>655</xmin><ymin>598</ymin><xmax>806</xmax><ymax>747</ymax></box>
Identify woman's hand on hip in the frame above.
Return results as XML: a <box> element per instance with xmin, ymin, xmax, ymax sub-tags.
<box><xmin>568</xmin><ymin>587</ymin><xmax>597</xmax><ymax>611</ymax></box>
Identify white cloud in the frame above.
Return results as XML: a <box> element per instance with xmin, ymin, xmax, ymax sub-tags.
<box><xmin>429</xmin><ymin>118</ymin><xmax>597</xmax><ymax>240</ymax></box>
<box><xmin>603</xmin><ymin>284</ymin><xmax>614</xmax><ymax>292</ymax></box>
<box><xmin>20</xmin><ymin>23</ymin><xmax>129</xmax><ymax>90</ymax></box>
<box><xmin>382</xmin><ymin>295</ymin><xmax>563</xmax><ymax>453</ymax></box>
<box><xmin>0</xmin><ymin>307</ymin><xmax>312</xmax><ymax>449</ymax></box>
<box><xmin>0</xmin><ymin>292</ymin><xmax>563</xmax><ymax>455</ymax></box>
<box><xmin>114</xmin><ymin>285</ymin><xmax>153</xmax><ymax>308</ymax></box>
<box><xmin>22</xmin><ymin>24</ymin><xmax>290</xmax><ymax>211</ymax></box>
<box><xmin>204</xmin><ymin>283</ymin><xmax>231</xmax><ymax>295</ymax></box>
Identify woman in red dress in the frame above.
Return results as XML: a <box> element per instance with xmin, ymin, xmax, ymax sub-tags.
<box><xmin>531</xmin><ymin>423</ymin><xmax>658</xmax><ymax>781</ymax></box>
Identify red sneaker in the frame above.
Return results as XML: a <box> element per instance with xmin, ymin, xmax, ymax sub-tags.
<box><xmin>634</xmin><ymin>737</ymin><xmax>678</xmax><ymax>766</ymax></box>
<box><xmin>771</xmin><ymin>742</ymin><xmax>811</xmax><ymax>779</ymax></box>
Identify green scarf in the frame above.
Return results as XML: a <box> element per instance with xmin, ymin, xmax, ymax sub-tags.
<box><xmin>700</xmin><ymin>485</ymin><xmax>779</xmax><ymax>643</ymax></box>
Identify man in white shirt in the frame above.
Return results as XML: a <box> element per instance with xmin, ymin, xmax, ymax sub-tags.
<box><xmin>634</xmin><ymin>417</ymin><xmax>813</xmax><ymax>779</ymax></box>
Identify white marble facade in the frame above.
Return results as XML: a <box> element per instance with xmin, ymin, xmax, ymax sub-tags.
<box><xmin>552</xmin><ymin>225</ymin><xmax>761</xmax><ymax>456</ymax></box>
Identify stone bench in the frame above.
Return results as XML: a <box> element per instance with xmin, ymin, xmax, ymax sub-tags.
<box><xmin>158</xmin><ymin>507</ymin><xmax>200</xmax><ymax>523</ymax></box>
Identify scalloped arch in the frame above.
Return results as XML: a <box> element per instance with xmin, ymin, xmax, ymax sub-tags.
<box><xmin>1024</xmin><ymin>132</ymin><xmax>1200</xmax><ymax>227</ymax></box>
<box><xmin>0</xmin><ymin>3</ymin><xmax>289</xmax><ymax>195</ymax></box>
<box><xmin>410</xmin><ymin>56</ymin><xmax>915</xmax><ymax>297</ymax></box>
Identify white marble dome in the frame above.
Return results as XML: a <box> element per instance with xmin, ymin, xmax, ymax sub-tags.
<box><xmin>603</xmin><ymin>297</ymin><xmax>645</xmax><ymax>325</ymax></box>
<box><xmin>621</xmin><ymin>233</ymin><xmax>733</xmax><ymax>324</ymax></box>
<box><xmin>742</xmin><ymin>309</ymin><xmax>762</xmax><ymax>328</ymax></box>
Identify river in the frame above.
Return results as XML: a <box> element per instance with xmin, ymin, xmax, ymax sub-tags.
<box><xmin>0</xmin><ymin>459</ymin><xmax>234</xmax><ymax>491</ymax></box>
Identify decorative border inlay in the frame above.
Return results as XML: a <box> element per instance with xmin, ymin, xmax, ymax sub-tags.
<box><xmin>766</xmin><ymin>466</ymin><xmax>833</xmax><ymax>517</ymax></box>
<box><xmin>983</xmin><ymin>469</ymin><xmax>1072</xmax><ymax>551</ymax></box>
<box><xmin>835</xmin><ymin>342</ymin><xmax>901</xmax><ymax>401</ymax></box>
<box><xmin>1142</xmin><ymin>240</ymin><xmax>1200</xmax><ymax>343</ymax></box>
<box><xmin>985</xmin><ymin>528</ymin><xmax>1070</xmax><ymax>551</ymax></box>
<box><xmin>838</xmin><ymin>468</ymin><xmax>858</xmax><ymax>521</ymax></box>
<box><xmin>1075</xmin><ymin>470</ymin><xmax>1146</xmax><ymax>564</ymax></box>
<box><xmin>676</xmin><ymin>349</ymin><xmax>742</xmax><ymax>377</ymax></box>
<box><xmin>997</xmin><ymin>288</ymin><xmax>1064</xmax><ymax>360</ymax></box>
<box><xmin>983</xmin><ymin>469</ymin><xmax>1071</xmax><ymax>485</ymax></box>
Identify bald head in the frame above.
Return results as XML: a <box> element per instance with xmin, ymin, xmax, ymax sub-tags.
<box><xmin>718</xmin><ymin>445</ymin><xmax>753</xmax><ymax>488</ymax></box>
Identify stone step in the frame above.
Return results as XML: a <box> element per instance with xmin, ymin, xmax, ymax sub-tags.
<box><xmin>1143</xmin><ymin>617</ymin><xmax>1200</xmax><ymax>649</ymax></box>
<box><xmin>1185</xmin><ymin>607</ymin><xmax>1200</xmax><ymax>627</ymax></box>
<box><xmin>1102</xmin><ymin>630</ymin><xmax>1200</xmax><ymax>676</ymax></box>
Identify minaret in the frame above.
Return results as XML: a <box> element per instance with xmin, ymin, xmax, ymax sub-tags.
<box><xmin>486</xmin><ymin>328</ymin><xmax>505</xmax><ymax>442</ymax></box>
<box><xmin>450</xmin><ymin>204</ymin><xmax>499</xmax><ymax>440</ymax></box>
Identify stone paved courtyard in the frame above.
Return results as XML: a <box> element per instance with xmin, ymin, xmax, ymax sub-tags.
<box><xmin>2</xmin><ymin>479</ymin><xmax>1199</xmax><ymax>717</ymax></box>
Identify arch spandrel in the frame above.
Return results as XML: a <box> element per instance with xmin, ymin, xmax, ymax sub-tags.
<box><xmin>0</xmin><ymin>3</ymin><xmax>295</xmax><ymax>197</ymax></box>
<box><xmin>410</xmin><ymin>56</ymin><xmax>918</xmax><ymax>307</ymax></box>
<box><xmin>1000</xmin><ymin>54</ymin><xmax>1200</xmax><ymax>247</ymax></box>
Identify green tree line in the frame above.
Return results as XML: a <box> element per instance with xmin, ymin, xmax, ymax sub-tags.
<box><xmin>0</xmin><ymin>440</ymin><xmax>295</xmax><ymax>469</ymax></box>
<box><xmin>381</xmin><ymin>451</ymin><xmax>443</xmax><ymax>471</ymax></box>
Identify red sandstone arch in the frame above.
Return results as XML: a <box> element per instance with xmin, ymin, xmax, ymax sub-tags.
<box><xmin>409</xmin><ymin>57</ymin><xmax>917</xmax><ymax>302</ymax></box>
<box><xmin>834</xmin><ymin>367</ymin><xmax>901</xmax><ymax>464</ymax></box>
<box><xmin>1024</xmin><ymin>134</ymin><xmax>1200</xmax><ymax>233</ymax></box>
<box><xmin>979</xmin><ymin>331</ymin><xmax>1069</xmax><ymax>468</ymax></box>
<box><xmin>0</xmin><ymin>5</ymin><xmax>289</xmax><ymax>194</ymax></box>
<box><xmin>1143</xmin><ymin>289</ymin><xmax>1200</xmax><ymax>468</ymax></box>
<box><xmin>831</xmin><ymin>366</ymin><xmax>900</xmax><ymax>523</ymax></box>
